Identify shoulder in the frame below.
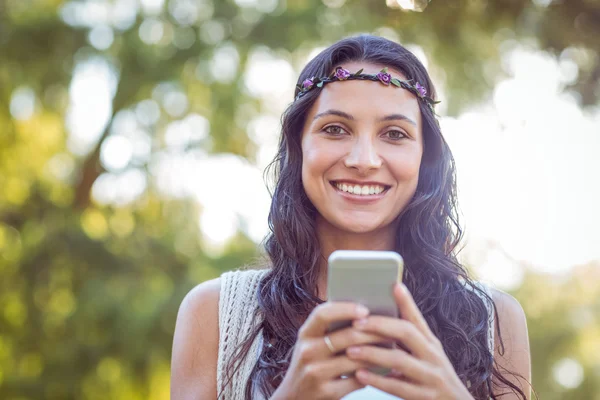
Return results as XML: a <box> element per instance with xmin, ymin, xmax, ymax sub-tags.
<box><xmin>467</xmin><ymin>281</ymin><xmax>526</xmax><ymax>325</ymax></box>
<box><xmin>171</xmin><ymin>278</ymin><xmax>221</xmax><ymax>400</ymax></box>
<box><xmin>170</xmin><ymin>268</ymin><xmax>269</xmax><ymax>400</ymax></box>
<box><xmin>489</xmin><ymin>287</ymin><xmax>526</xmax><ymax>325</ymax></box>
<box><xmin>178</xmin><ymin>277</ymin><xmax>222</xmax><ymax>327</ymax></box>
<box><xmin>488</xmin><ymin>287</ymin><xmax>532</xmax><ymax>398</ymax></box>
<box><xmin>185</xmin><ymin>277</ymin><xmax>222</xmax><ymax>308</ymax></box>
<box><xmin>488</xmin><ymin>287</ymin><xmax>528</xmax><ymax>347</ymax></box>
<box><xmin>173</xmin><ymin>267</ymin><xmax>268</xmax><ymax>343</ymax></box>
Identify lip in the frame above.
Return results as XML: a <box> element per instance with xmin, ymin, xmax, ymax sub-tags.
<box><xmin>329</xmin><ymin>180</ymin><xmax>390</xmax><ymax>204</ymax></box>
<box><xmin>330</xmin><ymin>179</ymin><xmax>390</xmax><ymax>187</ymax></box>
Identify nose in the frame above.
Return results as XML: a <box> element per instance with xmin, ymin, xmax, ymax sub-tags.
<box><xmin>343</xmin><ymin>136</ymin><xmax>382</xmax><ymax>173</ymax></box>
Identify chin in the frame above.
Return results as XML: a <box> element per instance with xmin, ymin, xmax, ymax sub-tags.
<box><xmin>331</xmin><ymin>216</ymin><xmax>387</xmax><ymax>234</ymax></box>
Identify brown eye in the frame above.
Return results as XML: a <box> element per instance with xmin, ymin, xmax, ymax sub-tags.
<box><xmin>384</xmin><ymin>130</ymin><xmax>406</xmax><ymax>140</ymax></box>
<box><xmin>324</xmin><ymin>125</ymin><xmax>347</xmax><ymax>136</ymax></box>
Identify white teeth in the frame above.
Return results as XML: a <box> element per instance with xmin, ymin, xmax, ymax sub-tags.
<box><xmin>334</xmin><ymin>182</ymin><xmax>386</xmax><ymax>196</ymax></box>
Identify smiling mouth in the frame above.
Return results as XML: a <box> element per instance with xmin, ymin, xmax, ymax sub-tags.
<box><xmin>330</xmin><ymin>181</ymin><xmax>391</xmax><ymax>196</ymax></box>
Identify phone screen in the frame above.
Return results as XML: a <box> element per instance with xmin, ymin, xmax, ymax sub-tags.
<box><xmin>326</xmin><ymin>250</ymin><xmax>404</xmax><ymax>375</ymax></box>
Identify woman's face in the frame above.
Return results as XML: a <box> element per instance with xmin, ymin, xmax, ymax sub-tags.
<box><xmin>301</xmin><ymin>62</ymin><xmax>424</xmax><ymax>234</ymax></box>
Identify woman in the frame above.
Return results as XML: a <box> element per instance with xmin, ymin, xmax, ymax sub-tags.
<box><xmin>171</xmin><ymin>35</ymin><xmax>531</xmax><ymax>400</ymax></box>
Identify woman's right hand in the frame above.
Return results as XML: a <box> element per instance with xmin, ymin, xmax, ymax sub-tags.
<box><xmin>271</xmin><ymin>302</ymin><xmax>385</xmax><ymax>400</ymax></box>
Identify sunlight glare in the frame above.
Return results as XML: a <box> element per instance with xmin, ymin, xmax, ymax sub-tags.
<box><xmin>92</xmin><ymin>169</ymin><xmax>148</xmax><ymax>206</ymax></box>
<box><xmin>65</xmin><ymin>57</ymin><xmax>117</xmax><ymax>155</ymax></box>
<box><xmin>445</xmin><ymin>47</ymin><xmax>600</xmax><ymax>276</ymax></box>
<box><xmin>164</xmin><ymin>114</ymin><xmax>209</xmax><ymax>151</ymax></box>
<box><xmin>135</xmin><ymin>99</ymin><xmax>161</xmax><ymax>126</ymax></box>
<box><xmin>244</xmin><ymin>47</ymin><xmax>295</xmax><ymax>101</ymax></box>
<box><xmin>152</xmin><ymin>152</ymin><xmax>270</xmax><ymax>244</ymax></box>
<box><xmin>88</xmin><ymin>25</ymin><xmax>114</xmax><ymax>50</ymax></box>
<box><xmin>477</xmin><ymin>247</ymin><xmax>525</xmax><ymax>291</ymax></box>
<box><xmin>140</xmin><ymin>0</ymin><xmax>165</xmax><ymax>16</ymax></box>
<box><xmin>139</xmin><ymin>18</ymin><xmax>165</xmax><ymax>45</ymax></box>
<box><xmin>9</xmin><ymin>87</ymin><xmax>36</xmax><ymax>121</ymax></box>
<box><xmin>553</xmin><ymin>358</ymin><xmax>584</xmax><ymax>389</ymax></box>
<box><xmin>210</xmin><ymin>43</ymin><xmax>240</xmax><ymax>84</ymax></box>
<box><xmin>199</xmin><ymin>209</ymin><xmax>239</xmax><ymax>248</ymax></box>
<box><xmin>100</xmin><ymin>135</ymin><xmax>133</xmax><ymax>171</ymax></box>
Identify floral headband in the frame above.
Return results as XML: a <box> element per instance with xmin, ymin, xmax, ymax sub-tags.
<box><xmin>295</xmin><ymin>66</ymin><xmax>440</xmax><ymax>116</ymax></box>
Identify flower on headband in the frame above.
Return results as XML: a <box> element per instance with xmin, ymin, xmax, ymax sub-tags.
<box><xmin>302</xmin><ymin>78</ymin><xmax>314</xmax><ymax>90</ymax></box>
<box><xmin>376</xmin><ymin>68</ymin><xmax>391</xmax><ymax>86</ymax></box>
<box><xmin>415</xmin><ymin>82</ymin><xmax>427</xmax><ymax>97</ymax></box>
<box><xmin>294</xmin><ymin>67</ymin><xmax>439</xmax><ymax>121</ymax></box>
<box><xmin>334</xmin><ymin>67</ymin><xmax>351</xmax><ymax>80</ymax></box>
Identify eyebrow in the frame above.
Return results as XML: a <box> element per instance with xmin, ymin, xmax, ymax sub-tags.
<box><xmin>312</xmin><ymin>109</ymin><xmax>417</xmax><ymax>127</ymax></box>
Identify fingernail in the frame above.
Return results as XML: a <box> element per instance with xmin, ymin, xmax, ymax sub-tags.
<box><xmin>353</xmin><ymin>318</ymin><xmax>368</xmax><ymax>328</ymax></box>
<box><xmin>347</xmin><ymin>346</ymin><xmax>361</xmax><ymax>356</ymax></box>
<box><xmin>356</xmin><ymin>369</ymin><xmax>370</xmax><ymax>381</ymax></box>
<box><xmin>398</xmin><ymin>282</ymin><xmax>407</xmax><ymax>293</ymax></box>
<box><xmin>356</xmin><ymin>305</ymin><xmax>369</xmax><ymax>317</ymax></box>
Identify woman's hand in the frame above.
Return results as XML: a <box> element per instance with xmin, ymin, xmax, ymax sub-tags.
<box><xmin>346</xmin><ymin>283</ymin><xmax>475</xmax><ymax>400</ymax></box>
<box><xmin>271</xmin><ymin>302</ymin><xmax>387</xmax><ymax>400</ymax></box>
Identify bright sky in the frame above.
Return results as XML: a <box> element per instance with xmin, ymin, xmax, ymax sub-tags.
<box><xmin>12</xmin><ymin>26</ymin><xmax>598</xmax><ymax>290</ymax></box>
<box><xmin>442</xmin><ymin>47</ymin><xmax>600</xmax><ymax>287</ymax></box>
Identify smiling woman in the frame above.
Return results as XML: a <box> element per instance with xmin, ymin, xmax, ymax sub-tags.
<box><xmin>301</xmin><ymin>62</ymin><xmax>423</xmax><ymax>238</ymax></box>
<box><xmin>170</xmin><ymin>35</ymin><xmax>532</xmax><ymax>400</ymax></box>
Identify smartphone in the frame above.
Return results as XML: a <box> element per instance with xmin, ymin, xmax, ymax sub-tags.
<box><xmin>326</xmin><ymin>250</ymin><xmax>404</xmax><ymax>375</ymax></box>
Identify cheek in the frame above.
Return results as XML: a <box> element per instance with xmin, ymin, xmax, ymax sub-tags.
<box><xmin>387</xmin><ymin>148</ymin><xmax>423</xmax><ymax>182</ymax></box>
<box><xmin>301</xmin><ymin>137</ymin><xmax>337</xmax><ymax>178</ymax></box>
<box><xmin>400</xmin><ymin>156</ymin><xmax>422</xmax><ymax>180</ymax></box>
<box><xmin>301</xmin><ymin>138</ymin><xmax>322</xmax><ymax>196</ymax></box>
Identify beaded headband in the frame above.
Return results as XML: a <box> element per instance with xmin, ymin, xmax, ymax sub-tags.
<box><xmin>295</xmin><ymin>66</ymin><xmax>440</xmax><ymax>116</ymax></box>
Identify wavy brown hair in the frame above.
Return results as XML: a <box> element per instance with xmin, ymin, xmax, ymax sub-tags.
<box><xmin>223</xmin><ymin>35</ymin><xmax>528</xmax><ymax>400</ymax></box>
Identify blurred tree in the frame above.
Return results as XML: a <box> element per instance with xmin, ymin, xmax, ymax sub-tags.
<box><xmin>0</xmin><ymin>0</ymin><xmax>598</xmax><ymax>399</ymax></box>
<box><xmin>513</xmin><ymin>262</ymin><xmax>600</xmax><ymax>400</ymax></box>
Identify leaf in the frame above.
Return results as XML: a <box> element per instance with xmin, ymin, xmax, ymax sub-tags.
<box><xmin>355</xmin><ymin>68</ymin><xmax>364</xmax><ymax>75</ymax></box>
<box><xmin>390</xmin><ymin>78</ymin><xmax>401</xmax><ymax>87</ymax></box>
<box><xmin>317</xmin><ymin>81</ymin><xmax>324</xmax><ymax>88</ymax></box>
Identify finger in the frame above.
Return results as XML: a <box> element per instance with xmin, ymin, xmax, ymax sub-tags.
<box><xmin>300</xmin><ymin>302</ymin><xmax>369</xmax><ymax>338</ymax></box>
<box><xmin>394</xmin><ymin>283</ymin><xmax>437</xmax><ymax>342</ymax></box>
<box><xmin>353</xmin><ymin>316</ymin><xmax>436</xmax><ymax>361</ymax></box>
<box><xmin>326</xmin><ymin>327</ymin><xmax>388</xmax><ymax>354</ymax></box>
<box><xmin>346</xmin><ymin>345</ymin><xmax>433</xmax><ymax>384</ymax></box>
<box><xmin>311</xmin><ymin>355</ymin><xmax>371</xmax><ymax>380</ymax></box>
<box><xmin>323</xmin><ymin>375</ymin><xmax>365</xmax><ymax>400</ymax></box>
<box><xmin>355</xmin><ymin>368</ymin><xmax>434</xmax><ymax>400</ymax></box>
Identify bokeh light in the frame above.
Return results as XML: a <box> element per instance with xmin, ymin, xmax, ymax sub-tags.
<box><xmin>553</xmin><ymin>358</ymin><xmax>584</xmax><ymax>389</ymax></box>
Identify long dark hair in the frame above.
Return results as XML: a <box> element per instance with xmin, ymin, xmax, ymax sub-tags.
<box><xmin>224</xmin><ymin>35</ymin><xmax>528</xmax><ymax>400</ymax></box>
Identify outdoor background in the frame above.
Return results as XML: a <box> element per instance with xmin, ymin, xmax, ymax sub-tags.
<box><xmin>1</xmin><ymin>0</ymin><xmax>599</xmax><ymax>399</ymax></box>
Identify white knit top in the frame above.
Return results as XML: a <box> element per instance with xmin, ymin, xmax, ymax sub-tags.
<box><xmin>216</xmin><ymin>269</ymin><xmax>495</xmax><ymax>400</ymax></box>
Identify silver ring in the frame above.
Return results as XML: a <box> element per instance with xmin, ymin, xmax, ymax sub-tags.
<box><xmin>324</xmin><ymin>335</ymin><xmax>336</xmax><ymax>354</ymax></box>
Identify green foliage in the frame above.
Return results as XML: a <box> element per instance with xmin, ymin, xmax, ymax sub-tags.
<box><xmin>514</xmin><ymin>264</ymin><xmax>600</xmax><ymax>399</ymax></box>
<box><xmin>0</xmin><ymin>0</ymin><xmax>599</xmax><ymax>398</ymax></box>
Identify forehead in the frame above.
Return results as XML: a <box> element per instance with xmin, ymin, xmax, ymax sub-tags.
<box><xmin>307</xmin><ymin>62</ymin><xmax>422</xmax><ymax>126</ymax></box>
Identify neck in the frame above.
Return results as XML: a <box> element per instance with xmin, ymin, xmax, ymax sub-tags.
<box><xmin>315</xmin><ymin>215</ymin><xmax>397</xmax><ymax>300</ymax></box>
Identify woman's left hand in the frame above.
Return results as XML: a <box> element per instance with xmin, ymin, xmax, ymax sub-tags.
<box><xmin>346</xmin><ymin>283</ymin><xmax>475</xmax><ymax>400</ymax></box>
